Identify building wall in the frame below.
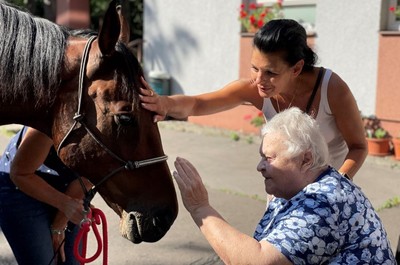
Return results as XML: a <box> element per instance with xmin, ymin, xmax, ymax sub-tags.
<box><xmin>376</xmin><ymin>33</ymin><xmax>400</xmax><ymax>137</ymax></box>
<box><xmin>142</xmin><ymin>0</ymin><xmax>399</xmax><ymax>137</ymax></box>
<box><xmin>315</xmin><ymin>0</ymin><xmax>382</xmax><ymax>116</ymax></box>
<box><xmin>143</xmin><ymin>0</ymin><xmax>242</xmax><ymax>96</ymax></box>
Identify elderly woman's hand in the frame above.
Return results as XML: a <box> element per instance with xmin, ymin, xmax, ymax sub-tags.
<box><xmin>173</xmin><ymin>157</ymin><xmax>209</xmax><ymax>214</ymax></box>
<box><xmin>139</xmin><ymin>76</ymin><xmax>168</xmax><ymax>122</ymax></box>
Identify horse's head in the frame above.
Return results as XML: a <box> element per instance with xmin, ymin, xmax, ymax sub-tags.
<box><xmin>52</xmin><ymin>0</ymin><xmax>178</xmax><ymax>243</ymax></box>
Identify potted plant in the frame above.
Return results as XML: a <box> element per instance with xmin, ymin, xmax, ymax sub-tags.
<box><xmin>363</xmin><ymin>115</ymin><xmax>392</xmax><ymax>156</ymax></box>
<box><xmin>392</xmin><ymin>133</ymin><xmax>400</xmax><ymax>160</ymax></box>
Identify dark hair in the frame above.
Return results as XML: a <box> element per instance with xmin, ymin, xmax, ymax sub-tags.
<box><xmin>253</xmin><ymin>19</ymin><xmax>317</xmax><ymax>71</ymax></box>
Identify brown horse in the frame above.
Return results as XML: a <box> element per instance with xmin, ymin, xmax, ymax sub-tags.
<box><xmin>0</xmin><ymin>0</ymin><xmax>178</xmax><ymax>243</ymax></box>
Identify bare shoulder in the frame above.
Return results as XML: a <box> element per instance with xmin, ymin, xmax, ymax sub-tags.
<box><xmin>23</xmin><ymin>127</ymin><xmax>53</xmax><ymax>143</ymax></box>
<box><xmin>327</xmin><ymin>71</ymin><xmax>350</xmax><ymax>94</ymax></box>
<box><xmin>19</xmin><ymin>127</ymin><xmax>53</xmax><ymax>153</ymax></box>
<box><xmin>11</xmin><ymin>127</ymin><xmax>53</xmax><ymax>174</ymax></box>
<box><xmin>326</xmin><ymin>71</ymin><xmax>355</xmax><ymax>109</ymax></box>
<box><xmin>225</xmin><ymin>78</ymin><xmax>262</xmax><ymax>108</ymax></box>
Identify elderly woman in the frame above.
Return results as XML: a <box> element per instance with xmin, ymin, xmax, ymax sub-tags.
<box><xmin>173</xmin><ymin>107</ymin><xmax>395</xmax><ymax>264</ymax></box>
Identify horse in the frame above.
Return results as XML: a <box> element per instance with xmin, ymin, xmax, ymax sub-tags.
<box><xmin>0</xmin><ymin>0</ymin><xmax>178</xmax><ymax>244</ymax></box>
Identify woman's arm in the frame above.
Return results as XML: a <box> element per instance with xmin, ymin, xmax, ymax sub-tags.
<box><xmin>51</xmin><ymin>177</ymin><xmax>93</xmax><ymax>230</ymax></box>
<box><xmin>328</xmin><ymin>73</ymin><xmax>368</xmax><ymax>179</ymax></box>
<box><xmin>173</xmin><ymin>157</ymin><xmax>292</xmax><ymax>265</ymax></box>
<box><xmin>140</xmin><ymin>77</ymin><xmax>263</xmax><ymax>122</ymax></box>
<box><xmin>10</xmin><ymin>127</ymin><xmax>85</xmax><ymax>224</ymax></box>
<box><xmin>51</xmin><ymin>177</ymin><xmax>93</xmax><ymax>262</ymax></box>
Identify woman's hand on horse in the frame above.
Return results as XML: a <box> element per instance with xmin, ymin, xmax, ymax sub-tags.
<box><xmin>139</xmin><ymin>77</ymin><xmax>168</xmax><ymax>122</ymax></box>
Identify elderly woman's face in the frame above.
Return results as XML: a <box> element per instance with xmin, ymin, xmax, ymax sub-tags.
<box><xmin>256</xmin><ymin>132</ymin><xmax>305</xmax><ymax>200</ymax></box>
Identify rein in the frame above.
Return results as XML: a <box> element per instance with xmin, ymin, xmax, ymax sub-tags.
<box><xmin>73</xmin><ymin>208</ymin><xmax>108</xmax><ymax>265</ymax></box>
<box><xmin>56</xmin><ymin>36</ymin><xmax>168</xmax><ymax>264</ymax></box>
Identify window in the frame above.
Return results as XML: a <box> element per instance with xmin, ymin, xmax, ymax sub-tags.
<box><xmin>388</xmin><ymin>0</ymin><xmax>400</xmax><ymax>31</ymax></box>
<box><xmin>257</xmin><ymin>0</ymin><xmax>316</xmax><ymax>35</ymax></box>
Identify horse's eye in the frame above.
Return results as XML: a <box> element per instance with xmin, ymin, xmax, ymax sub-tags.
<box><xmin>114</xmin><ymin>114</ymin><xmax>135</xmax><ymax>126</ymax></box>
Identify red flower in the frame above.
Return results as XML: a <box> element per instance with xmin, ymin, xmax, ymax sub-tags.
<box><xmin>238</xmin><ymin>0</ymin><xmax>284</xmax><ymax>33</ymax></box>
<box><xmin>249</xmin><ymin>15</ymin><xmax>256</xmax><ymax>24</ymax></box>
<box><xmin>389</xmin><ymin>6</ymin><xmax>396</xmax><ymax>12</ymax></box>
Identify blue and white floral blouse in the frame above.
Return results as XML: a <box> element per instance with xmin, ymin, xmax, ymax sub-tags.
<box><xmin>254</xmin><ymin>167</ymin><xmax>396</xmax><ymax>264</ymax></box>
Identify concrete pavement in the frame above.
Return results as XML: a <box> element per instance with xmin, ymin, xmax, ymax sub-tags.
<box><xmin>0</xmin><ymin>122</ymin><xmax>399</xmax><ymax>264</ymax></box>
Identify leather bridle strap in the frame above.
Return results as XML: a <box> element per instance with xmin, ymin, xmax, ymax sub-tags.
<box><xmin>56</xmin><ymin>35</ymin><xmax>97</xmax><ymax>156</ymax></box>
<box><xmin>56</xmin><ymin>36</ymin><xmax>168</xmax><ymax>195</ymax></box>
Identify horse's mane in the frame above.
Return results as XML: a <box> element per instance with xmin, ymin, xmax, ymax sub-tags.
<box><xmin>0</xmin><ymin>1</ymin><xmax>143</xmax><ymax>111</ymax></box>
<box><xmin>0</xmin><ymin>1</ymin><xmax>69</xmax><ymax>106</ymax></box>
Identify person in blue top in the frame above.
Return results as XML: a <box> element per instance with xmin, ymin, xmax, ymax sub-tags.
<box><xmin>0</xmin><ymin>126</ymin><xmax>91</xmax><ymax>265</ymax></box>
<box><xmin>173</xmin><ymin>107</ymin><xmax>396</xmax><ymax>264</ymax></box>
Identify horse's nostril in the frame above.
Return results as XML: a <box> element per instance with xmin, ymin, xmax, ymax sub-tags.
<box><xmin>153</xmin><ymin>210</ymin><xmax>175</xmax><ymax>231</ymax></box>
<box><xmin>121</xmin><ymin>209</ymin><xmax>177</xmax><ymax>243</ymax></box>
<box><xmin>152</xmin><ymin>216</ymin><xmax>160</xmax><ymax>227</ymax></box>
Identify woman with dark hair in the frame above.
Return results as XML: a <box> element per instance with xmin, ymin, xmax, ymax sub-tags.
<box><xmin>141</xmin><ymin>19</ymin><xmax>367</xmax><ymax>179</ymax></box>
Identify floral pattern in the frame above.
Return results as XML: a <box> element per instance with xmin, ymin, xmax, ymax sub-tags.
<box><xmin>254</xmin><ymin>168</ymin><xmax>396</xmax><ymax>264</ymax></box>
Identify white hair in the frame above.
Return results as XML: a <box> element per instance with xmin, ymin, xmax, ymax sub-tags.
<box><xmin>261</xmin><ymin>107</ymin><xmax>329</xmax><ymax>171</ymax></box>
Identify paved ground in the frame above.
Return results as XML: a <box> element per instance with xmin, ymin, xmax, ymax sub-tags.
<box><xmin>0</xmin><ymin>122</ymin><xmax>399</xmax><ymax>264</ymax></box>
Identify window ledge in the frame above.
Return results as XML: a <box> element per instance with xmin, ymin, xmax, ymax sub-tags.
<box><xmin>380</xmin><ymin>31</ymin><xmax>400</xmax><ymax>36</ymax></box>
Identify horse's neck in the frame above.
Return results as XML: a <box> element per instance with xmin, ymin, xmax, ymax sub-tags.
<box><xmin>0</xmin><ymin>98</ymin><xmax>52</xmax><ymax>135</ymax></box>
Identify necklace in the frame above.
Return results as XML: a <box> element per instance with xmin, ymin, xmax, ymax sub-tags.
<box><xmin>275</xmin><ymin>88</ymin><xmax>297</xmax><ymax>113</ymax></box>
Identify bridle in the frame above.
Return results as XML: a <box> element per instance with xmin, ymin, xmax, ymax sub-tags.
<box><xmin>56</xmin><ymin>36</ymin><xmax>168</xmax><ymax>202</ymax></box>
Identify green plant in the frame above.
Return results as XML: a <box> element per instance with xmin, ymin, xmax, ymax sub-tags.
<box><xmin>230</xmin><ymin>132</ymin><xmax>240</xmax><ymax>141</ymax></box>
<box><xmin>238</xmin><ymin>0</ymin><xmax>284</xmax><ymax>33</ymax></box>
<box><xmin>90</xmin><ymin>0</ymin><xmax>143</xmax><ymax>40</ymax></box>
<box><xmin>363</xmin><ymin>115</ymin><xmax>391</xmax><ymax>139</ymax></box>
<box><xmin>245</xmin><ymin>111</ymin><xmax>265</xmax><ymax>128</ymax></box>
<box><xmin>377</xmin><ymin>196</ymin><xmax>400</xmax><ymax>211</ymax></box>
<box><xmin>374</xmin><ymin>128</ymin><xmax>388</xmax><ymax>139</ymax></box>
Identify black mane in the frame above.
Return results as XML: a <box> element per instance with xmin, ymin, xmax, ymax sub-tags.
<box><xmin>0</xmin><ymin>2</ymin><xmax>143</xmax><ymax>112</ymax></box>
<box><xmin>0</xmin><ymin>1</ymin><xmax>69</xmax><ymax>106</ymax></box>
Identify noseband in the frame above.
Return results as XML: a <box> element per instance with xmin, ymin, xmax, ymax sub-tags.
<box><xmin>56</xmin><ymin>36</ymin><xmax>168</xmax><ymax>198</ymax></box>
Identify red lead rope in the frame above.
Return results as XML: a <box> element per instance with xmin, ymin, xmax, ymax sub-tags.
<box><xmin>73</xmin><ymin>208</ymin><xmax>108</xmax><ymax>265</ymax></box>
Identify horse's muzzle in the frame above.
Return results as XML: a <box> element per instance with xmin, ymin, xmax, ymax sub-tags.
<box><xmin>119</xmin><ymin>209</ymin><xmax>175</xmax><ymax>243</ymax></box>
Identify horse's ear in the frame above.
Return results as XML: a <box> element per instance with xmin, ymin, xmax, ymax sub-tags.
<box><xmin>116</xmin><ymin>4</ymin><xmax>130</xmax><ymax>44</ymax></box>
<box><xmin>98</xmin><ymin>0</ymin><xmax>120</xmax><ymax>56</ymax></box>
